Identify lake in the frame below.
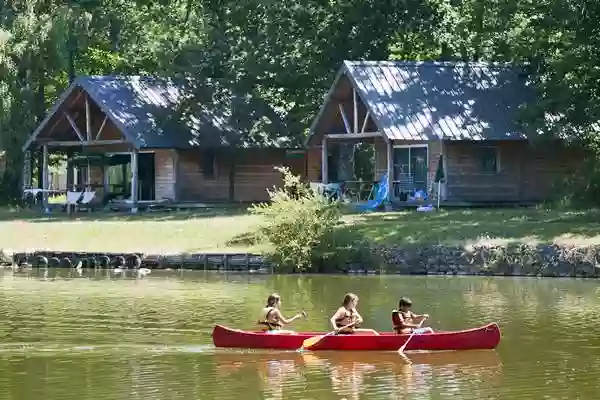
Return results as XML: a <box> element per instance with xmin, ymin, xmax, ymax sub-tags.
<box><xmin>0</xmin><ymin>268</ymin><xmax>597</xmax><ymax>399</ymax></box>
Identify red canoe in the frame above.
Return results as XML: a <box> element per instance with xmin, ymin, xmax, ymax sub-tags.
<box><xmin>212</xmin><ymin>323</ymin><xmax>501</xmax><ymax>351</ymax></box>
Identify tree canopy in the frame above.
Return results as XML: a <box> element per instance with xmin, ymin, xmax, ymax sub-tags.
<box><xmin>1</xmin><ymin>0</ymin><xmax>599</xmax><ymax>200</ymax></box>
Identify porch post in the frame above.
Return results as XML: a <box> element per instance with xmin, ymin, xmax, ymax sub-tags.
<box><xmin>321</xmin><ymin>136</ymin><xmax>328</xmax><ymax>184</ymax></box>
<box><xmin>85</xmin><ymin>95</ymin><xmax>92</xmax><ymax>140</ymax></box>
<box><xmin>42</xmin><ymin>144</ymin><xmax>49</xmax><ymax>210</ymax></box>
<box><xmin>131</xmin><ymin>149</ymin><xmax>139</xmax><ymax>213</ymax></box>
<box><xmin>85</xmin><ymin>96</ymin><xmax>92</xmax><ymax>186</ymax></box>
<box><xmin>353</xmin><ymin>89</ymin><xmax>358</xmax><ymax>134</ymax></box>
<box><xmin>22</xmin><ymin>150</ymin><xmax>31</xmax><ymax>191</ymax></box>
<box><xmin>386</xmin><ymin>139</ymin><xmax>393</xmax><ymax>203</ymax></box>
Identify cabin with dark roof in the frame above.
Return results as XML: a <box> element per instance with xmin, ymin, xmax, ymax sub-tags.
<box><xmin>22</xmin><ymin>76</ymin><xmax>306</xmax><ymax>210</ymax></box>
<box><xmin>306</xmin><ymin>61</ymin><xmax>583</xmax><ymax>204</ymax></box>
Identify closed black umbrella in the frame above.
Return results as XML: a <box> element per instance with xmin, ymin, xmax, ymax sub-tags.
<box><xmin>434</xmin><ymin>154</ymin><xmax>444</xmax><ymax>208</ymax></box>
<box><xmin>434</xmin><ymin>154</ymin><xmax>445</xmax><ymax>183</ymax></box>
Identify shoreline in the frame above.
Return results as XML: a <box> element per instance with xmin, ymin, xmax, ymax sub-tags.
<box><xmin>5</xmin><ymin>243</ymin><xmax>600</xmax><ymax>278</ymax></box>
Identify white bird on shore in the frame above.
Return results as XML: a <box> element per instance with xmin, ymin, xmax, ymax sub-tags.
<box><xmin>75</xmin><ymin>261</ymin><xmax>83</xmax><ymax>276</ymax></box>
<box><xmin>137</xmin><ymin>268</ymin><xmax>151</xmax><ymax>278</ymax></box>
<box><xmin>12</xmin><ymin>263</ymin><xmax>32</xmax><ymax>272</ymax></box>
<box><xmin>113</xmin><ymin>267</ymin><xmax>125</xmax><ymax>275</ymax></box>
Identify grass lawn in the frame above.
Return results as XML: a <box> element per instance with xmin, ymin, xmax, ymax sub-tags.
<box><xmin>0</xmin><ymin>207</ymin><xmax>266</xmax><ymax>255</ymax></box>
<box><xmin>1</xmin><ymin>206</ymin><xmax>600</xmax><ymax>255</ymax></box>
<box><xmin>346</xmin><ymin>208</ymin><xmax>600</xmax><ymax>248</ymax></box>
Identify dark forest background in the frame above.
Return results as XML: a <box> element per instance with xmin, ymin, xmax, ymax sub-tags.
<box><xmin>2</xmin><ymin>0</ymin><xmax>600</xmax><ymax>202</ymax></box>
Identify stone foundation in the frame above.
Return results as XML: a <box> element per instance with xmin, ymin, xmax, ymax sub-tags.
<box><xmin>365</xmin><ymin>243</ymin><xmax>600</xmax><ymax>277</ymax></box>
<box><xmin>5</xmin><ymin>244</ymin><xmax>600</xmax><ymax>278</ymax></box>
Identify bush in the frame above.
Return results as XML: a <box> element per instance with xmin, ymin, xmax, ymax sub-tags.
<box><xmin>249</xmin><ymin>167</ymin><xmax>355</xmax><ymax>272</ymax></box>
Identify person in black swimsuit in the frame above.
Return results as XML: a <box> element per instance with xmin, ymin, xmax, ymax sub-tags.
<box><xmin>258</xmin><ymin>293</ymin><xmax>306</xmax><ymax>334</ymax></box>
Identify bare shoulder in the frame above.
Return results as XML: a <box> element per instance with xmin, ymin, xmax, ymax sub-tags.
<box><xmin>271</xmin><ymin>308</ymin><xmax>283</xmax><ymax>317</ymax></box>
<box><xmin>332</xmin><ymin>307</ymin><xmax>345</xmax><ymax>316</ymax></box>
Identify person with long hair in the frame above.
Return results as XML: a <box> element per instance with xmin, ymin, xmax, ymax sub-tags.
<box><xmin>258</xmin><ymin>293</ymin><xmax>306</xmax><ymax>334</ymax></box>
<box><xmin>330</xmin><ymin>293</ymin><xmax>379</xmax><ymax>335</ymax></box>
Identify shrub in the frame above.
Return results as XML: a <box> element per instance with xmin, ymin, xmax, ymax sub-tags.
<box><xmin>249</xmin><ymin>167</ymin><xmax>344</xmax><ymax>272</ymax></box>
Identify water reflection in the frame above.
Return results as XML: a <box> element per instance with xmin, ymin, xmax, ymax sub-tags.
<box><xmin>1</xmin><ymin>270</ymin><xmax>600</xmax><ymax>399</ymax></box>
<box><xmin>213</xmin><ymin>350</ymin><xmax>502</xmax><ymax>399</ymax></box>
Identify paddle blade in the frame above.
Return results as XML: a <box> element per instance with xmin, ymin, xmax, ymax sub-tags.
<box><xmin>301</xmin><ymin>335</ymin><xmax>324</xmax><ymax>350</ymax></box>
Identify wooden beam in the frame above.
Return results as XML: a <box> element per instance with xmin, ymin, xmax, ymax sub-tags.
<box><xmin>22</xmin><ymin>87</ymin><xmax>84</xmax><ymax>152</ymax></box>
<box><xmin>96</xmin><ymin>116</ymin><xmax>108</xmax><ymax>140</ymax></box>
<box><xmin>42</xmin><ymin>145</ymin><xmax>49</xmax><ymax>208</ymax></box>
<box><xmin>360</xmin><ymin>110</ymin><xmax>371</xmax><ymax>133</ymax></box>
<box><xmin>326</xmin><ymin>132</ymin><xmax>382</xmax><ymax>140</ymax></box>
<box><xmin>131</xmin><ymin>149</ymin><xmax>139</xmax><ymax>213</ymax></box>
<box><xmin>45</xmin><ymin>92</ymin><xmax>84</xmax><ymax>140</ymax></box>
<box><xmin>338</xmin><ymin>104</ymin><xmax>352</xmax><ymax>134</ymax></box>
<box><xmin>64</xmin><ymin>113</ymin><xmax>85</xmax><ymax>141</ymax></box>
<box><xmin>85</xmin><ymin>96</ymin><xmax>92</xmax><ymax>141</ymax></box>
<box><xmin>45</xmin><ymin>139</ymin><xmax>130</xmax><ymax>147</ymax></box>
<box><xmin>22</xmin><ymin>150</ymin><xmax>32</xmax><ymax>191</ymax></box>
<box><xmin>353</xmin><ymin>89</ymin><xmax>358</xmax><ymax>134</ymax></box>
<box><xmin>321</xmin><ymin>137</ymin><xmax>328</xmax><ymax>184</ymax></box>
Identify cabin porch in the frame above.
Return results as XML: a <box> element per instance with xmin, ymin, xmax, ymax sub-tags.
<box><xmin>20</xmin><ymin>84</ymin><xmax>170</xmax><ymax>213</ymax></box>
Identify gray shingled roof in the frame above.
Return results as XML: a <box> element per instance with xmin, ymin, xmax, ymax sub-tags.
<box><xmin>80</xmin><ymin>76</ymin><xmax>278</xmax><ymax>149</ymax></box>
<box><xmin>24</xmin><ymin>76</ymin><xmax>293</xmax><ymax>150</ymax></box>
<box><xmin>311</xmin><ymin>60</ymin><xmax>535</xmax><ymax>141</ymax></box>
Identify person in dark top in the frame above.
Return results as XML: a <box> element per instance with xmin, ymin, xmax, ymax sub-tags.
<box><xmin>258</xmin><ymin>293</ymin><xmax>306</xmax><ymax>334</ymax></box>
<box><xmin>391</xmin><ymin>297</ymin><xmax>434</xmax><ymax>334</ymax></box>
<box><xmin>330</xmin><ymin>293</ymin><xmax>379</xmax><ymax>335</ymax></box>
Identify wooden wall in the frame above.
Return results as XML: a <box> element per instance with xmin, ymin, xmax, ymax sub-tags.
<box><xmin>307</xmin><ymin>137</ymin><xmax>583</xmax><ymax>203</ymax></box>
<box><xmin>444</xmin><ymin>140</ymin><xmax>584</xmax><ymax>202</ymax></box>
<box><xmin>176</xmin><ymin>148</ymin><xmax>306</xmax><ymax>202</ymax></box>
<box><xmin>306</xmin><ymin>147</ymin><xmax>321</xmax><ymax>182</ymax></box>
<box><xmin>155</xmin><ymin>149</ymin><xmax>177</xmax><ymax>200</ymax></box>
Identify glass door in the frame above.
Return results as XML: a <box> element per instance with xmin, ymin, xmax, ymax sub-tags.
<box><xmin>392</xmin><ymin>146</ymin><xmax>428</xmax><ymax>199</ymax></box>
<box><xmin>410</xmin><ymin>146</ymin><xmax>428</xmax><ymax>192</ymax></box>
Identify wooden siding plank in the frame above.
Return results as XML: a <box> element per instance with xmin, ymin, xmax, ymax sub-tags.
<box><xmin>177</xmin><ymin>149</ymin><xmax>306</xmax><ymax>202</ymax></box>
<box><xmin>155</xmin><ymin>149</ymin><xmax>176</xmax><ymax>200</ymax></box>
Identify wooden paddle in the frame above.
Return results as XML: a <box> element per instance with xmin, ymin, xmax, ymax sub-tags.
<box><xmin>298</xmin><ymin>323</ymin><xmax>355</xmax><ymax>352</ymax></box>
<box><xmin>398</xmin><ymin>316</ymin><xmax>427</xmax><ymax>354</ymax></box>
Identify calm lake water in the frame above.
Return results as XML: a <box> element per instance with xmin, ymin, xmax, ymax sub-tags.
<box><xmin>0</xmin><ymin>269</ymin><xmax>598</xmax><ymax>400</ymax></box>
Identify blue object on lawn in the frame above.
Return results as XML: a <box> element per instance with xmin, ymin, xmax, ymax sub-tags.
<box><xmin>356</xmin><ymin>173</ymin><xmax>389</xmax><ymax>212</ymax></box>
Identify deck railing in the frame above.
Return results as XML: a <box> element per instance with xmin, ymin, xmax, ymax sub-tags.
<box><xmin>310</xmin><ymin>178</ymin><xmax>441</xmax><ymax>203</ymax></box>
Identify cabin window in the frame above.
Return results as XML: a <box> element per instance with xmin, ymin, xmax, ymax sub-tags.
<box><xmin>203</xmin><ymin>151</ymin><xmax>216</xmax><ymax>179</ymax></box>
<box><xmin>480</xmin><ymin>146</ymin><xmax>500</xmax><ymax>174</ymax></box>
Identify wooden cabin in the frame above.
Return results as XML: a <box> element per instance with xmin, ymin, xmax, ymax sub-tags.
<box><xmin>306</xmin><ymin>61</ymin><xmax>584</xmax><ymax>204</ymax></box>
<box><xmin>22</xmin><ymin>76</ymin><xmax>306</xmax><ymax>211</ymax></box>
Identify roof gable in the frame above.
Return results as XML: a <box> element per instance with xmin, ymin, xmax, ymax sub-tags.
<box><xmin>77</xmin><ymin>75</ymin><xmax>241</xmax><ymax>149</ymax></box>
<box><xmin>23</xmin><ymin>76</ymin><xmax>294</xmax><ymax>151</ymax></box>
<box><xmin>309</xmin><ymin>60</ymin><xmax>536</xmax><ymax>142</ymax></box>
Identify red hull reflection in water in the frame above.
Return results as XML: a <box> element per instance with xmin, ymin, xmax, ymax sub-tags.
<box><xmin>213</xmin><ymin>349</ymin><xmax>502</xmax><ymax>399</ymax></box>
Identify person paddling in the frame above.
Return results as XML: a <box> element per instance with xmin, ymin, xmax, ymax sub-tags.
<box><xmin>330</xmin><ymin>293</ymin><xmax>379</xmax><ymax>335</ymax></box>
<box><xmin>258</xmin><ymin>293</ymin><xmax>306</xmax><ymax>334</ymax></box>
<box><xmin>392</xmin><ymin>297</ymin><xmax>434</xmax><ymax>334</ymax></box>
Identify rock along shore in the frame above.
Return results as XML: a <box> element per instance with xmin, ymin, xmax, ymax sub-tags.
<box><xmin>366</xmin><ymin>243</ymin><xmax>600</xmax><ymax>278</ymax></box>
<box><xmin>2</xmin><ymin>243</ymin><xmax>600</xmax><ymax>278</ymax></box>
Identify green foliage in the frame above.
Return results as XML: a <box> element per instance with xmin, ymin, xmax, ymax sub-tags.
<box><xmin>249</xmin><ymin>167</ymin><xmax>342</xmax><ymax>272</ymax></box>
<box><xmin>3</xmin><ymin>0</ymin><xmax>600</xmax><ymax>204</ymax></box>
